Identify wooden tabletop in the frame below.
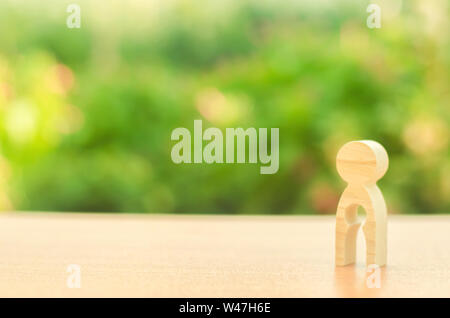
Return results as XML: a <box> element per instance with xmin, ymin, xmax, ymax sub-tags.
<box><xmin>0</xmin><ymin>213</ymin><xmax>448</xmax><ymax>297</ymax></box>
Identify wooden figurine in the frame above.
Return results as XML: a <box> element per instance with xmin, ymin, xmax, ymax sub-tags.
<box><xmin>335</xmin><ymin>140</ymin><xmax>388</xmax><ymax>266</ymax></box>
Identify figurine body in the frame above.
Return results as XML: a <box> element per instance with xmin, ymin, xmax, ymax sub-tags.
<box><xmin>335</xmin><ymin>140</ymin><xmax>388</xmax><ymax>266</ymax></box>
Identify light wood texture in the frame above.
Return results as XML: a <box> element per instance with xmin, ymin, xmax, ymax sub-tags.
<box><xmin>0</xmin><ymin>213</ymin><xmax>449</xmax><ymax>297</ymax></box>
<box><xmin>336</xmin><ymin>140</ymin><xmax>388</xmax><ymax>266</ymax></box>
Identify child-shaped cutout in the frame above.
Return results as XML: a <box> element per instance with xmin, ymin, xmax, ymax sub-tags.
<box><xmin>335</xmin><ymin>140</ymin><xmax>388</xmax><ymax>266</ymax></box>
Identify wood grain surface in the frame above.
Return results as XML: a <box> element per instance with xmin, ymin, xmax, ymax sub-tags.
<box><xmin>0</xmin><ymin>213</ymin><xmax>448</xmax><ymax>297</ymax></box>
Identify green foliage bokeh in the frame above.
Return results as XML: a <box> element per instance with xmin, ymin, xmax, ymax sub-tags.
<box><xmin>0</xmin><ymin>0</ymin><xmax>449</xmax><ymax>214</ymax></box>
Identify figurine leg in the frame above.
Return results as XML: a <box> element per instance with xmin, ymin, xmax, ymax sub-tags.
<box><xmin>363</xmin><ymin>217</ymin><xmax>387</xmax><ymax>266</ymax></box>
<box><xmin>336</xmin><ymin>205</ymin><xmax>361</xmax><ymax>266</ymax></box>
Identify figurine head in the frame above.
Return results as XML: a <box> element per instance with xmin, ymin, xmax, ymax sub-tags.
<box><xmin>336</xmin><ymin>140</ymin><xmax>388</xmax><ymax>185</ymax></box>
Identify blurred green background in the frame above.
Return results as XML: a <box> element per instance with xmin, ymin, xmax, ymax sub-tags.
<box><xmin>0</xmin><ymin>0</ymin><xmax>448</xmax><ymax>214</ymax></box>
